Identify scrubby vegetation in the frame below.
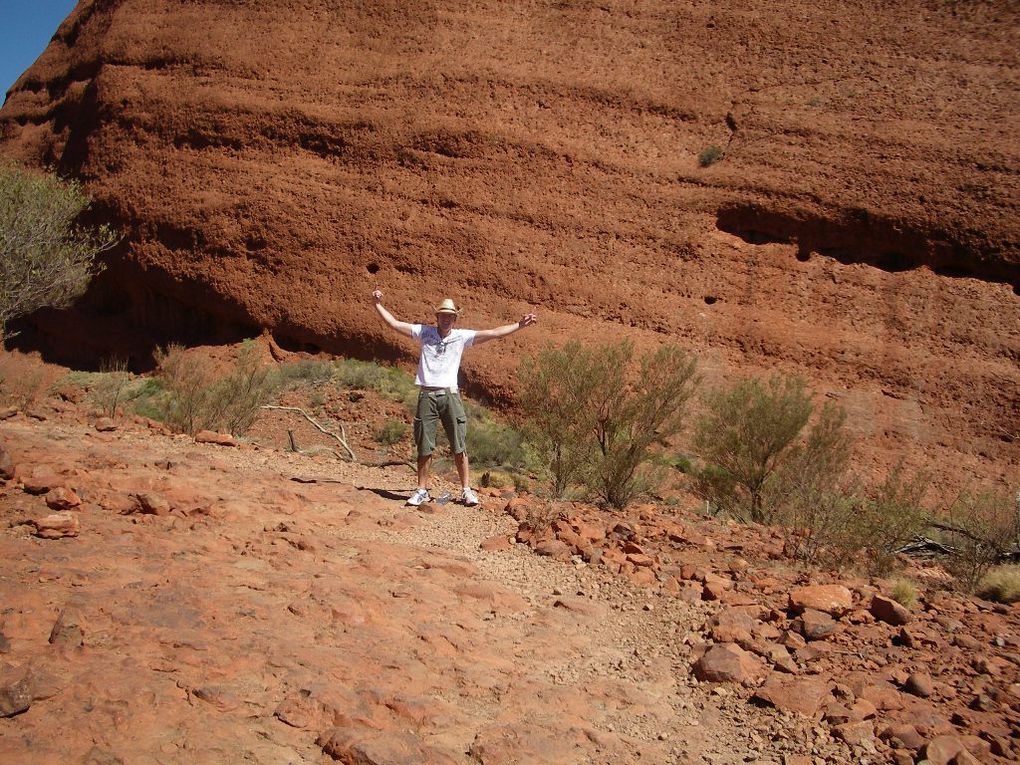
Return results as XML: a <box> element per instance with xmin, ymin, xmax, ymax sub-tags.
<box><xmin>977</xmin><ymin>565</ymin><xmax>1020</xmax><ymax>604</ymax></box>
<box><xmin>151</xmin><ymin>341</ymin><xmax>274</xmax><ymax>435</ymax></box>
<box><xmin>518</xmin><ymin>339</ymin><xmax>698</xmax><ymax>509</ymax></box>
<box><xmin>938</xmin><ymin>488</ymin><xmax>1020</xmax><ymax>593</ymax></box>
<box><xmin>0</xmin><ymin>162</ymin><xmax>118</xmax><ymax>344</ymax></box>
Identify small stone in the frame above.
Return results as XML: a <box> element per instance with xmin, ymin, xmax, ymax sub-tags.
<box><xmin>752</xmin><ymin>675</ymin><xmax>831</xmax><ymax>716</ymax></box>
<box><xmin>44</xmin><ymin>487</ymin><xmax>81</xmax><ymax>511</ymax></box>
<box><xmin>0</xmin><ymin>664</ymin><xmax>33</xmax><ymax>717</ymax></box>
<box><xmin>195</xmin><ymin>430</ymin><xmax>236</xmax><ymax>446</ymax></box>
<box><xmin>693</xmin><ymin>643</ymin><xmax>767</xmax><ymax>685</ymax></box>
<box><xmin>879</xmin><ymin>723</ymin><xmax>925</xmax><ymax>751</ymax></box>
<box><xmin>796</xmin><ymin>609</ymin><xmax>837</xmax><ymax>641</ymax></box>
<box><xmin>22</xmin><ymin>466</ymin><xmax>61</xmax><ymax>495</ymax></box>
<box><xmin>831</xmin><ymin>720</ymin><xmax>873</xmax><ymax>745</ymax></box>
<box><xmin>32</xmin><ymin>512</ymin><xmax>80</xmax><ymax>539</ymax></box>
<box><xmin>789</xmin><ymin>584</ymin><xmax>853</xmax><ymax>615</ymax></box>
<box><xmin>49</xmin><ymin>608</ymin><xmax>85</xmax><ymax>647</ymax></box>
<box><xmin>133</xmin><ymin>492</ymin><xmax>171</xmax><ymax>515</ymax></box>
<box><xmin>924</xmin><ymin>735</ymin><xmax>966</xmax><ymax>765</ymax></box>
<box><xmin>479</xmin><ymin>534</ymin><xmax>512</xmax><ymax>552</ymax></box>
<box><xmin>904</xmin><ymin>672</ymin><xmax>934</xmax><ymax>698</ymax></box>
<box><xmin>870</xmin><ymin>594</ymin><xmax>911</xmax><ymax>626</ymax></box>
<box><xmin>0</xmin><ymin>445</ymin><xmax>14</xmax><ymax>480</ymax></box>
<box><xmin>94</xmin><ymin>417</ymin><xmax>118</xmax><ymax>432</ymax></box>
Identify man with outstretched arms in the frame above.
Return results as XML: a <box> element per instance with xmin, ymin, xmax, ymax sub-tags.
<box><xmin>372</xmin><ymin>289</ymin><xmax>537</xmax><ymax>506</ymax></box>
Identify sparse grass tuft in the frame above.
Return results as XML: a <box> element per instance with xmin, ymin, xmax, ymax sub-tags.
<box><xmin>374</xmin><ymin>418</ymin><xmax>407</xmax><ymax>446</ymax></box>
<box><xmin>976</xmin><ymin>565</ymin><xmax>1020</xmax><ymax>604</ymax></box>
<box><xmin>890</xmin><ymin>578</ymin><xmax>919</xmax><ymax>609</ymax></box>
<box><xmin>698</xmin><ymin>145</ymin><xmax>724</xmax><ymax>167</ymax></box>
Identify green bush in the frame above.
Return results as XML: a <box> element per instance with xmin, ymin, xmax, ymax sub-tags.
<box><xmin>519</xmin><ymin>340</ymin><xmax>698</xmax><ymax>509</ymax></box>
<box><xmin>693</xmin><ymin>375</ymin><xmax>818</xmax><ymax>523</ymax></box>
<box><xmin>939</xmin><ymin>488</ymin><xmax>1019</xmax><ymax>592</ymax></box>
<box><xmin>271</xmin><ymin>359</ymin><xmax>335</xmax><ymax>388</ymax></box>
<box><xmin>517</xmin><ymin>340</ymin><xmax>606</xmax><ymax>496</ymax></box>
<box><xmin>374</xmin><ymin>418</ymin><xmax>407</xmax><ymax>445</ymax></box>
<box><xmin>698</xmin><ymin>145</ymin><xmax>724</xmax><ymax>167</ymax></box>
<box><xmin>0</xmin><ymin>161</ymin><xmax>117</xmax><ymax>343</ymax></box>
<box><xmin>465</xmin><ymin>400</ymin><xmax>534</xmax><ymax>470</ymax></box>
<box><xmin>841</xmin><ymin>465</ymin><xmax>930</xmax><ymax>575</ymax></box>
<box><xmin>334</xmin><ymin>359</ymin><xmax>417</xmax><ymax>406</ymax></box>
<box><xmin>89</xmin><ymin>357</ymin><xmax>131</xmax><ymax>417</ymax></box>
<box><xmin>152</xmin><ymin>341</ymin><xmax>274</xmax><ymax>435</ymax></box>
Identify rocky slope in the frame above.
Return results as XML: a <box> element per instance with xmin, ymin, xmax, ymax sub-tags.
<box><xmin>1</xmin><ymin>380</ymin><xmax>1018</xmax><ymax>764</ymax></box>
<box><xmin>0</xmin><ymin>1</ymin><xmax>1017</xmax><ymax>490</ymax></box>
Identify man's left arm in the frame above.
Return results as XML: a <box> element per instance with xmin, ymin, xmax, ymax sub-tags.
<box><xmin>472</xmin><ymin>312</ymin><xmax>538</xmax><ymax>345</ymax></box>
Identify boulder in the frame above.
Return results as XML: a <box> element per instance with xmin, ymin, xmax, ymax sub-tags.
<box><xmin>924</xmin><ymin>735</ymin><xmax>967</xmax><ymax>765</ymax></box>
<box><xmin>44</xmin><ymin>487</ymin><xmax>81</xmax><ymax>511</ymax></box>
<box><xmin>870</xmin><ymin>594</ymin><xmax>912</xmax><ymax>625</ymax></box>
<box><xmin>94</xmin><ymin>417</ymin><xmax>118</xmax><ymax>432</ymax></box>
<box><xmin>788</xmin><ymin>584</ymin><xmax>853</xmax><ymax>615</ymax></box>
<box><xmin>32</xmin><ymin>512</ymin><xmax>80</xmax><ymax>539</ymax></box>
<box><xmin>752</xmin><ymin>675</ymin><xmax>831</xmax><ymax>716</ymax></box>
<box><xmin>693</xmin><ymin>643</ymin><xmax>767</xmax><ymax>685</ymax></box>
<box><xmin>195</xmin><ymin>430</ymin><xmax>237</xmax><ymax>446</ymax></box>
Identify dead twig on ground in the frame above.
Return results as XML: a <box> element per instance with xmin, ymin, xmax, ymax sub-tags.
<box><xmin>261</xmin><ymin>405</ymin><xmax>356</xmax><ymax>462</ymax></box>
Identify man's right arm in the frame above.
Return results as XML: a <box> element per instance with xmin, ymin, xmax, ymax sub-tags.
<box><xmin>373</xmin><ymin>289</ymin><xmax>415</xmax><ymax>338</ymax></box>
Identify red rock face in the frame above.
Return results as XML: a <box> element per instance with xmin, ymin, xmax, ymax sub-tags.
<box><xmin>0</xmin><ymin>1</ymin><xmax>1017</xmax><ymax>487</ymax></box>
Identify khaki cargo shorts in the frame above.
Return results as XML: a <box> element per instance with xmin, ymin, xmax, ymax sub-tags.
<box><xmin>414</xmin><ymin>388</ymin><xmax>467</xmax><ymax>457</ymax></box>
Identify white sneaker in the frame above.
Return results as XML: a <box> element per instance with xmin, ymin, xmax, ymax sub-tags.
<box><xmin>406</xmin><ymin>488</ymin><xmax>432</xmax><ymax>507</ymax></box>
<box><xmin>461</xmin><ymin>487</ymin><xmax>480</xmax><ymax>507</ymax></box>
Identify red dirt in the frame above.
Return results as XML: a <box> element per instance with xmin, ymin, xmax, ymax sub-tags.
<box><xmin>0</xmin><ymin>1</ymin><xmax>1017</xmax><ymax>493</ymax></box>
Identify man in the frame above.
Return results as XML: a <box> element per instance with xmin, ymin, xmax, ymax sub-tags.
<box><xmin>372</xmin><ymin>289</ymin><xmax>537</xmax><ymax>506</ymax></box>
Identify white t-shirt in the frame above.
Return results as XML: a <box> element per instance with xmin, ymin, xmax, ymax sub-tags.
<box><xmin>411</xmin><ymin>325</ymin><xmax>476</xmax><ymax>390</ymax></box>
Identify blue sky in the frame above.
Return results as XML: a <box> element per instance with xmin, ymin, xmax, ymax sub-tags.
<box><xmin>1</xmin><ymin>0</ymin><xmax>79</xmax><ymax>98</ymax></box>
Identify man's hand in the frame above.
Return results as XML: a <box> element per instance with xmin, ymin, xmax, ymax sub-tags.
<box><xmin>518</xmin><ymin>312</ymin><xmax>537</xmax><ymax>329</ymax></box>
<box><xmin>373</xmin><ymin>289</ymin><xmax>383</xmax><ymax>302</ymax></box>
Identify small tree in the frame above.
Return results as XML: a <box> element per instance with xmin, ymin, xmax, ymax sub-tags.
<box><xmin>843</xmin><ymin>465</ymin><xmax>930</xmax><ymax>575</ymax></box>
<box><xmin>518</xmin><ymin>340</ymin><xmax>609</xmax><ymax>496</ymax></box>
<box><xmin>519</xmin><ymin>340</ymin><xmax>698</xmax><ymax>507</ymax></box>
<box><xmin>693</xmin><ymin>375</ymin><xmax>814</xmax><ymax>522</ymax></box>
<box><xmin>589</xmin><ymin>343</ymin><xmax>698</xmax><ymax>509</ymax></box>
<box><xmin>0</xmin><ymin>161</ymin><xmax>117</xmax><ymax>343</ymax></box>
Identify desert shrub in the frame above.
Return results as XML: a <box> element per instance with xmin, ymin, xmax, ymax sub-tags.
<box><xmin>0</xmin><ymin>161</ymin><xmax>117</xmax><ymax>343</ymax></box>
<box><xmin>519</xmin><ymin>340</ymin><xmax>698</xmax><ymax>508</ymax></box>
<box><xmin>698</xmin><ymin>145</ymin><xmax>724</xmax><ymax>167</ymax></box>
<box><xmin>843</xmin><ymin>465</ymin><xmax>931</xmax><ymax>575</ymax></box>
<box><xmin>128</xmin><ymin>378</ymin><xmax>166</xmax><ymax>420</ymax></box>
<box><xmin>272</xmin><ymin>359</ymin><xmax>334</xmax><ymax>388</ymax></box>
<box><xmin>374</xmin><ymin>418</ymin><xmax>407</xmax><ymax>445</ymax></box>
<box><xmin>589</xmin><ymin>343</ymin><xmax>698</xmax><ymax>509</ymax></box>
<box><xmin>334</xmin><ymin>359</ymin><xmax>417</xmax><ymax>406</ymax></box>
<box><xmin>518</xmin><ymin>340</ymin><xmax>607</xmax><ymax>496</ymax></box>
<box><xmin>890</xmin><ymin>578</ymin><xmax>919</xmax><ymax>609</ymax></box>
<box><xmin>693</xmin><ymin>375</ymin><xmax>817</xmax><ymax>523</ymax></box>
<box><xmin>765</xmin><ymin>403</ymin><xmax>856</xmax><ymax>559</ymax></box>
<box><xmin>89</xmin><ymin>357</ymin><xmax>131</xmax><ymax>417</ymax></box>
<box><xmin>153</xmin><ymin>341</ymin><xmax>274</xmax><ymax>435</ymax></box>
<box><xmin>938</xmin><ymin>488</ymin><xmax>1020</xmax><ymax>592</ymax></box>
<box><xmin>0</xmin><ymin>351</ymin><xmax>61</xmax><ymax>408</ymax></box>
<box><xmin>976</xmin><ymin>565</ymin><xmax>1020</xmax><ymax>604</ymax></box>
<box><xmin>465</xmin><ymin>400</ymin><xmax>533</xmax><ymax>470</ymax></box>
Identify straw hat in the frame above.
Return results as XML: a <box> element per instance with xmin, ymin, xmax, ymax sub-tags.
<box><xmin>434</xmin><ymin>298</ymin><xmax>460</xmax><ymax>315</ymax></box>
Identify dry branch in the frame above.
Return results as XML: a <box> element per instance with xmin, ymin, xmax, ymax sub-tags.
<box><xmin>260</xmin><ymin>405</ymin><xmax>356</xmax><ymax>461</ymax></box>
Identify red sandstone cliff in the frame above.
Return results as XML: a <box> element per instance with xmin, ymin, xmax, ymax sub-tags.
<box><xmin>1</xmin><ymin>0</ymin><xmax>1017</xmax><ymax>487</ymax></box>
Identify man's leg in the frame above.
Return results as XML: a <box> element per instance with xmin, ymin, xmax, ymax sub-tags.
<box><xmin>454</xmin><ymin>451</ymin><xmax>470</xmax><ymax>490</ymax></box>
<box><xmin>413</xmin><ymin>391</ymin><xmax>439</xmax><ymax>492</ymax></box>
<box><xmin>417</xmin><ymin>453</ymin><xmax>433</xmax><ymax>488</ymax></box>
